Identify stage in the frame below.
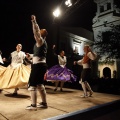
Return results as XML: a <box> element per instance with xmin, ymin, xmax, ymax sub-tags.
<box><xmin>0</xmin><ymin>85</ymin><xmax>120</xmax><ymax>120</ymax></box>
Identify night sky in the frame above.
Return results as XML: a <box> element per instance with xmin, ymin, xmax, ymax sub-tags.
<box><xmin>0</xmin><ymin>0</ymin><xmax>96</xmax><ymax>58</ymax></box>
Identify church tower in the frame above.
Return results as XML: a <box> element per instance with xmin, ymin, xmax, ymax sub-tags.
<box><xmin>92</xmin><ymin>0</ymin><xmax>120</xmax><ymax>78</ymax></box>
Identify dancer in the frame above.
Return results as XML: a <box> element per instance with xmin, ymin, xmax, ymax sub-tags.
<box><xmin>0</xmin><ymin>50</ymin><xmax>4</xmax><ymax>92</ymax></box>
<box><xmin>26</xmin><ymin>15</ymin><xmax>48</xmax><ymax>110</ymax></box>
<box><xmin>0</xmin><ymin>50</ymin><xmax>5</xmax><ymax>69</ymax></box>
<box><xmin>0</xmin><ymin>50</ymin><xmax>4</xmax><ymax>65</ymax></box>
<box><xmin>45</xmin><ymin>45</ymin><xmax>77</xmax><ymax>92</ymax></box>
<box><xmin>74</xmin><ymin>45</ymin><xmax>97</xmax><ymax>97</ymax></box>
<box><xmin>0</xmin><ymin>44</ymin><xmax>31</xmax><ymax>95</ymax></box>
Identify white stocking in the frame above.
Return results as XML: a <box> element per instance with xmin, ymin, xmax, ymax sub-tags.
<box><xmin>85</xmin><ymin>82</ymin><xmax>92</xmax><ymax>91</ymax></box>
<box><xmin>30</xmin><ymin>90</ymin><xmax>37</xmax><ymax>106</ymax></box>
<box><xmin>81</xmin><ymin>82</ymin><xmax>87</xmax><ymax>96</ymax></box>
<box><xmin>37</xmin><ymin>85</ymin><xmax>47</xmax><ymax>103</ymax></box>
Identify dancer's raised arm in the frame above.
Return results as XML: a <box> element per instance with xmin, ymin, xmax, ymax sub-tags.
<box><xmin>31</xmin><ymin>15</ymin><xmax>43</xmax><ymax>45</ymax></box>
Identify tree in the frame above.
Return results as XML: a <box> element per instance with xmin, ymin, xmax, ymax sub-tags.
<box><xmin>93</xmin><ymin>24</ymin><xmax>120</xmax><ymax>62</ymax></box>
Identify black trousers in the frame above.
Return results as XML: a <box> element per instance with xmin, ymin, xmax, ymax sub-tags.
<box><xmin>81</xmin><ymin>68</ymin><xmax>91</xmax><ymax>82</ymax></box>
<box><xmin>28</xmin><ymin>63</ymin><xmax>47</xmax><ymax>87</ymax></box>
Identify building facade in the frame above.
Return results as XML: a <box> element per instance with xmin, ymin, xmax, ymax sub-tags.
<box><xmin>92</xmin><ymin>0</ymin><xmax>120</xmax><ymax>78</ymax></box>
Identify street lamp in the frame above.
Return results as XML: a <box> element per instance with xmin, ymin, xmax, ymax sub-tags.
<box><xmin>53</xmin><ymin>0</ymin><xmax>73</xmax><ymax>18</ymax></box>
<box><xmin>53</xmin><ymin>8</ymin><xmax>61</xmax><ymax>17</ymax></box>
<box><xmin>65</xmin><ymin>0</ymin><xmax>72</xmax><ymax>7</ymax></box>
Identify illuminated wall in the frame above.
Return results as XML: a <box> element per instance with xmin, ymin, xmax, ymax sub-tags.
<box><xmin>98</xmin><ymin>62</ymin><xmax>117</xmax><ymax>78</ymax></box>
<box><xmin>92</xmin><ymin>0</ymin><xmax>120</xmax><ymax>78</ymax></box>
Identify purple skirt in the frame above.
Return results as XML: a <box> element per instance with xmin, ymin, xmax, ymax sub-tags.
<box><xmin>45</xmin><ymin>65</ymin><xmax>77</xmax><ymax>82</ymax></box>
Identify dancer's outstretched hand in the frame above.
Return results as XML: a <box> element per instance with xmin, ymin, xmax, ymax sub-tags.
<box><xmin>53</xmin><ymin>45</ymin><xmax>56</xmax><ymax>49</ymax></box>
<box><xmin>2</xmin><ymin>58</ymin><xmax>6</xmax><ymax>62</ymax></box>
<box><xmin>31</xmin><ymin>15</ymin><xmax>36</xmax><ymax>21</ymax></box>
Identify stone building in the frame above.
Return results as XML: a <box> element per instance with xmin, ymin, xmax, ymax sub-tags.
<box><xmin>92</xmin><ymin>0</ymin><xmax>120</xmax><ymax>78</ymax></box>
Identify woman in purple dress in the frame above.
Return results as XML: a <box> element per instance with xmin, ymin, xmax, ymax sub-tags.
<box><xmin>45</xmin><ymin>45</ymin><xmax>77</xmax><ymax>91</ymax></box>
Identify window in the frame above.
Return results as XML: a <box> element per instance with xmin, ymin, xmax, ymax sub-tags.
<box><xmin>107</xmin><ymin>3</ymin><xmax>111</xmax><ymax>10</ymax></box>
<box><xmin>114</xmin><ymin>0</ymin><xmax>120</xmax><ymax>8</ymax></box>
<box><xmin>73</xmin><ymin>42</ymin><xmax>81</xmax><ymax>55</ymax></box>
<box><xmin>100</xmin><ymin>6</ymin><xmax>104</xmax><ymax>13</ymax></box>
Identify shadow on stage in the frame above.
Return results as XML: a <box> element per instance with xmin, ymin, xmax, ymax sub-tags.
<box><xmin>4</xmin><ymin>93</ymin><xmax>30</xmax><ymax>98</ymax></box>
<box><xmin>45</xmin><ymin>87</ymin><xmax>75</xmax><ymax>94</ymax></box>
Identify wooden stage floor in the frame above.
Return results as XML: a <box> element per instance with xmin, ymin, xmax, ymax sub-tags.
<box><xmin>0</xmin><ymin>85</ymin><xmax>120</xmax><ymax>120</ymax></box>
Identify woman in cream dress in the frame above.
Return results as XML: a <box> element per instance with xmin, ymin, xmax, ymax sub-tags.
<box><xmin>0</xmin><ymin>44</ymin><xmax>31</xmax><ymax>95</ymax></box>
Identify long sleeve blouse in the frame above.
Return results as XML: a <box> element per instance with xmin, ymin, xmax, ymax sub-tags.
<box><xmin>77</xmin><ymin>52</ymin><xmax>97</xmax><ymax>68</ymax></box>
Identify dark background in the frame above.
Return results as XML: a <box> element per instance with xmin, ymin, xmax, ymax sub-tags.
<box><xmin>0</xmin><ymin>0</ymin><xmax>96</xmax><ymax>58</ymax></box>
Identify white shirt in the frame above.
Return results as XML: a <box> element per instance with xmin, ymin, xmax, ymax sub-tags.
<box><xmin>58</xmin><ymin>55</ymin><xmax>67</xmax><ymax>68</ymax></box>
<box><xmin>11</xmin><ymin>51</ymin><xmax>26</xmax><ymax>67</ymax></box>
<box><xmin>77</xmin><ymin>52</ymin><xmax>97</xmax><ymax>68</ymax></box>
<box><xmin>0</xmin><ymin>54</ymin><xmax>3</xmax><ymax>64</ymax></box>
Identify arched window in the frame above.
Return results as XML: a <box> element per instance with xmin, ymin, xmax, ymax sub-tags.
<box><xmin>103</xmin><ymin>67</ymin><xmax>111</xmax><ymax>79</ymax></box>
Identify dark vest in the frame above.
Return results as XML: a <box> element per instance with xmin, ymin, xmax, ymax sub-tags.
<box><xmin>33</xmin><ymin>40</ymin><xmax>47</xmax><ymax>58</ymax></box>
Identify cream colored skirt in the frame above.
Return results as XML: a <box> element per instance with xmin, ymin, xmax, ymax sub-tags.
<box><xmin>0</xmin><ymin>64</ymin><xmax>31</xmax><ymax>89</ymax></box>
